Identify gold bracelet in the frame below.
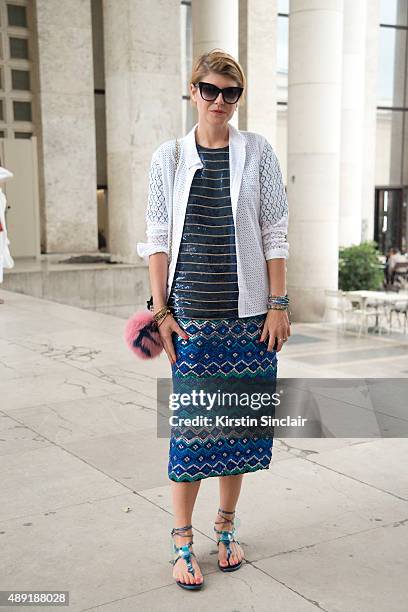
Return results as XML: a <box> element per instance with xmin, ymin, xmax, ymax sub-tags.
<box><xmin>157</xmin><ymin>312</ymin><xmax>171</xmax><ymax>327</ymax></box>
<box><xmin>153</xmin><ymin>306</ymin><xmax>171</xmax><ymax>322</ymax></box>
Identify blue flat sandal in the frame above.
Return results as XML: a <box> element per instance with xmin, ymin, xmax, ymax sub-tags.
<box><xmin>214</xmin><ymin>508</ymin><xmax>243</xmax><ymax>572</ymax></box>
<box><xmin>171</xmin><ymin>524</ymin><xmax>204</xmax><ymax>590</ymax></box>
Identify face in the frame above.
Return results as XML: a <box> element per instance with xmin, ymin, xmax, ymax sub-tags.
<box><xmin>190</xmin><ymin>71</ymin><xmax>241</xmax><ymax>126</ymax></box>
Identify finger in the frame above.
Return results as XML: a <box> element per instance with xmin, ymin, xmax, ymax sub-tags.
<box><xmin>259</xmin><ymin>324</ymin><xmax>268</xmax><ymax>343</ymax></box>
<box><xmin>161</xmin><ymin>335</ymin><xmax>176</xmax><ymax>363</ymax></box>
<box><xmin>162</xmin><ymin>343</ymin><xmax>175</xmax><ymax>364</ymax></box>
<box><xmin>276</xmin><ymin>337</ymin><xmax>285</xmax><ymax>352</ymax></box>
<box><xmin>175</xmin><ymin>323</ymin><xmax>189</xmax><ymax>340</ymax></box>
<box><xmin>267</xmin><ymin>334</ymin><xmax>276</xmax><ymax>352</ymax></box>
<box><xmin>266</xmin><ymin>328</ymin><xmax>277</xmax><ymax>351</ymax></box>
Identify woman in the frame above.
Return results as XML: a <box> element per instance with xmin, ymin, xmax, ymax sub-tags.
<box><xmin>137</xmin><ymin>49</ymin><xmax>290</xmax><ymax>590</ymax></box>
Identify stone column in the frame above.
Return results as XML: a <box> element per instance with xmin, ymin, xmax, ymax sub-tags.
<box><xmin>287</xmin><ymin>0</ymin><xmax>344</xmax><ymax>321</ymax></box>
<box><xmin>339</xmin><ymin>0</ymin><xmax>367</xmax><ymax>247</ymax></box>
<box><xmin>103</xmin><ymin>0</ymin><xmax>181</xmax><ymax>263</ymax></box>
<box><xmin>35</xmin><ymin>0</ymin><xmax>98</xmax><ymax>253</ymax></box>
<box><xmin>238</xmin><ymin>0</ymin><xmax>277</xmax><ymax>146</ymax></box>
<box><xmin>191</xmin><ymin>0</ymin><xmax>239</xmax><ymax>127</ymax></box>
<box><xmin>361</xmin><ymin>0</ymin><xmax>380</xmax><ymax>243</ymax></box>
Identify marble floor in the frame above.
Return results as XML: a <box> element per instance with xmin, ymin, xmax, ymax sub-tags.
<box><xmin>0</xmin><ymin>288</ymin><xmax>407</xmax><ymax>611</ymax></box>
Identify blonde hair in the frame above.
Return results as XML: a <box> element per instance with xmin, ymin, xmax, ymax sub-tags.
<box><xmin>190</xmin><ymin>48</ymin><xmax>246</xmax><ymax>106</ymax></box>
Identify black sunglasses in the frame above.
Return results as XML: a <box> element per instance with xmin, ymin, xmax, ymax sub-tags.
<box><xmin>194</xmin><ymin>81</ymin><xmax>243</xmax><ymax>105</ymax></box>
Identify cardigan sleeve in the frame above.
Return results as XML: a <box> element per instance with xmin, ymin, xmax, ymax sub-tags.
<box><xmin>259</xmin><ymin>138</ymin><xmax>289</xmax><ymax>260</ymax></box>
<box><xmin>136</xmin><ymin>150</ymin><xmax>169</xmax><ymax>263</ymax></box>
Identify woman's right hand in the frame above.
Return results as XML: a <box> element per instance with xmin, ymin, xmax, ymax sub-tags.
<box><xmin>157</xmin><ymin>312</ymin><xmax>189</xmax><ymax>365</ymax></box>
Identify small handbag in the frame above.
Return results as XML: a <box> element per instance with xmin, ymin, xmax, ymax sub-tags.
<box><xmin>124</xmin><ymin>138</ymin><xmax>179</xmax><ymax>359</ymax></box>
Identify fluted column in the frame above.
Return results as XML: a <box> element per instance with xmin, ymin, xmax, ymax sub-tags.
<box><xmin>103</xmin><ymin>0</ymin><xmax>181</xmax><ymax>262</ymax></box>
<box><xmin>287</xmin><ymin>0</ymin><xmax>344</xmax><ymax>321</ymax></box>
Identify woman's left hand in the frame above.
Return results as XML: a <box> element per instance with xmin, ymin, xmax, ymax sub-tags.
<box><xmin>259</xmin><ymin>309</ymin><xmax>291</xmax><ymax>353</ymax></box>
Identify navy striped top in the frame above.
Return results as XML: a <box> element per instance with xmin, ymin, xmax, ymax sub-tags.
<box><xmin>167</xmin><ymin>142</ymin><xmax>239</xmax><ymax>319</ymax></box>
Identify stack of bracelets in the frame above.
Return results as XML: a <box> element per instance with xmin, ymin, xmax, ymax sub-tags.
<box><xmin>152</xmin><ymin>296</ymin><xmax>291</xmax><ymax>326</ymax></box>
<box><xmin>153</xmin><ymin>305</ymin><xmax>172</xmax><ymax>328</ymax></box>
<box><xmin>267</xmin><ymin>293</ymin><xmax>291</xmax><ymax>323</ymax></box>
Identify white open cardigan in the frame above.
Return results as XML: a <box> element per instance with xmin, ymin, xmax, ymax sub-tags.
<box><xmin>137</xmin><ymin>121</ymin><xmax>289</xmax><ymax>318</ymax></box>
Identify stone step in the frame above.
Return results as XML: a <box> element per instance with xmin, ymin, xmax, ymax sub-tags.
<box><xmin>2</xmin><ymin>254</ymin><xmax>150</xmax><ymax>318</ymax></box>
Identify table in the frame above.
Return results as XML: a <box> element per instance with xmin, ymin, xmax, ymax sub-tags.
<box><xmin>343</xmin><ymin>290</ymin><xmax>408</xmax><ymax>334</ymax></box>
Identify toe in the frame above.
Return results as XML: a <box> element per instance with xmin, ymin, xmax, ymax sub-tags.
<box><xmin>179</xmin><ymin>571</ymin><xmax>187</xmax><ymax>584</ymax></box>
<box><xmin>193</xmin><ymin>560</ymin><xmax>203</xmax><ymax>584</ymax></box>
<box><xmin>218</xmin><ymin>545</ymin><xmax>228</xmax><ymax>566</ymax></box>
<box><xmin>232</xmin><ymin>543</ymin><xmax>243</xmax><ymax>563</ymax></box>
<box><xmin>195</xmin><ymin>570</ymin><xmax>203</xmax><ymax>583</ymax></box>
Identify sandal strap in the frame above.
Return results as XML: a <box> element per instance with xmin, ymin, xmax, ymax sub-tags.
<box><xmin>171</xmin><ymin>523</ymin><xmax>193</xmax><ymax>537</ymax></box>
<box><xmin>171</xmin><ymin>524</ymin><xmax>194</xmax><ymax>543</ymax></box>
<box><xmin>171</xmin><ymin>524</ymin><xmax>195</xmax><ymax>576</ymax></box>
<box><xmin>214</xmin><ymin>510</ymin><xmax>239</xmax><ymax>562</ymax></box>
<box><xmin>214</xmin><ymin>507</ymin><xmax>236</xmax><ymax>527</ymax></box>
<box><xmin>172</xmin><ymin>544</ymin><xmax>196</xmax><ymax>575</ymax></box>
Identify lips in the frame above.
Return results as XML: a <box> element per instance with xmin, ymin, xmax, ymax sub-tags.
<box><xmin>211</xmin><ymin>110</ymin><xmax>225</xmax><ymax>114</ymax></box>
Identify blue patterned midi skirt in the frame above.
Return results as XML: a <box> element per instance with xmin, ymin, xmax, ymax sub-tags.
<box><xmin>168</xmin><ymin>314</ymin><xmax>278</xmax><ymax>482</ymax></box>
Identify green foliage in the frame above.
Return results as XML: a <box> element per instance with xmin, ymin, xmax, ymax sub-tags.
<box><xmin>338</xmin><ymin>241</ymin><xmax>384</xmax><ymax>291</ymax></box>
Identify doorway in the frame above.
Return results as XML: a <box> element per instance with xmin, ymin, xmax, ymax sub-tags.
<box><xmin>374</xmin><ymin>187</ymin><xmax>408</xmax><ymax>255</ymax></box>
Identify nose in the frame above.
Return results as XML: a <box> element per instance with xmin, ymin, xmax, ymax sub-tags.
<box><xmin>214</xmin><ymin>91</ymin><xmax>224</xmax><ymax>105</ymax></box>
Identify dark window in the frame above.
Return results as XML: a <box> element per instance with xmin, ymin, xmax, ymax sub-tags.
<box><xmin>12</xmin><ymin>69</ymin><xmax>30</xmax><ymax>90</ymax></box>
<box><xmin>13</xmin><ymin>100</ymin><xmax>31</xmax><ymax>121</ymax></box>
<box><xmin>7</xmin><ymin>4</ymin><xmax>27</xmax><ymax>27</ymax></box>
<box><xmin>374</xmin><ymin>188</ymin><xmax>408</xmax><ymax>254</ymax></box>
<box><xmin>10</xmin><ymin>37</ymin><xmax>28</xmax><ymax>59</ymax></box>
<box><xmin>15</xmin><ymin>131</ymin><xmax>32</xmax><ymax>139</ymax></box>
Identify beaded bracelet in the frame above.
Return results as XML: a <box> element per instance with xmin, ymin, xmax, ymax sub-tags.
<box><xmin>267</xmin><ymin>303</ymin><xmax>289</xmax><ymax>309</ymax></box>
<box><xmin>267</xmin><ymin>293</ymin><xmax>289</xmax><ymax>308</ymax></box>
<box><xmin>268</xmin><ymin>293</ymin><xmax>289</xmax><ymax>301</ymax></box>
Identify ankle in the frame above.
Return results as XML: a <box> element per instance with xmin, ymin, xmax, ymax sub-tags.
<box><xmin>215</xmin><ymin>508</ymin><xmax>235</xmax><ymax>527</ymax></box>
<box><xmin>171</xmin><ymin>524</ymin><xmax>193</xmax><ymax>549</ymax></box>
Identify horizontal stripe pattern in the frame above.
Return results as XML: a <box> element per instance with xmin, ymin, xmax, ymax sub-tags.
<box><xmin>168</xmin><ymin>143</ymin><xmax>239</xmax><ymax>319</ymax></box>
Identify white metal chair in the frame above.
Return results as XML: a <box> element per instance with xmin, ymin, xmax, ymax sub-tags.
<box><xmin>388</xmin><ymin>298</ymin><xmax>408</xmax><ymax>335</ymax></box>
<box><xmin>345</xmin><ymin>295</ymin><xmax>388</xmax><ymax>337</ymax></box>
<box><xmin>324</xmin><ymin>290</ymin><xmax>353</xmax><ymax>334</ymax></box>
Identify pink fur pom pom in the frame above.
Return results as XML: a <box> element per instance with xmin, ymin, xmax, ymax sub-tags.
<box><xmin>124</xmin><ymin>311</ymin><xmax>163</xmax><ymax>359</ymax></box>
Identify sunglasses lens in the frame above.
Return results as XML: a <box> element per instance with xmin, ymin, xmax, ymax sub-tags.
<box><xmin>224</xmin><ymin>88</ymin><xmax>241</xmax><ymax>103</ymax></box>
<box><xmin>200</xmin><ymin>83</ymin><xmax>219</xmax><ymax>100</ymax></box>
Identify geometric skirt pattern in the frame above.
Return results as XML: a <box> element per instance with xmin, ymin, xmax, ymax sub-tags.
<box><xmin>168</xmin><ymin>313</ymin><xmax>278</xmax><ymax>482</ymax></box>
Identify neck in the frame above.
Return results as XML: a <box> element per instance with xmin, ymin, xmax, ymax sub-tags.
<box><xmin>195</xmin><ymin>121</ymin><xmax>230</xmax><ymax>148</ymax></box>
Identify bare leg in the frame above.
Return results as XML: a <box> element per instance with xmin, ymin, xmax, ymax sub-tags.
<box><xmin>171</xmin><ymin>480</ymin><xmax>203</xmax><ymax>585</ymax></box>
<box><xmin>215</xmin><ymin>474</ymin><xmax>245</xmax><ymax>567</ymax></box>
